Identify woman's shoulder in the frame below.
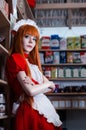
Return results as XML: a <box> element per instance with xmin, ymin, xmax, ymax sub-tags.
<box><xmin>11</xmin><ymin>53</ymin><xmax>24</xmax><ymax>59</ymax></box>
<box><xmin>7</xmin><ymin>53</ymin><xmax>26</xmax><ymax>67</ymax></box>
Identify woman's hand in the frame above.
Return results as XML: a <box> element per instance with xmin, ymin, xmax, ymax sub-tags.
<box><xmin>48</xmin><ymin>81</ymin><xmax>55</xmax><ymax>92</ymax></box>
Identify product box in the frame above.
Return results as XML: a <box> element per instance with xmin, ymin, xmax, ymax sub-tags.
<box><xmin>44</xmin><ymin>51</ymin><xmax>54</xmax><ymax>64</ymax></box>
<box><xmin>44</xmin><ymin>67</ymin><xmax>51</xmax><ymax>78</ymax></box>
<box><xmin>50</xmin><ymin>35</ymin><xmax>60</xmax><ymax>49</ymax></box>
<box><xmin>72</xmin><ymin>100</ymin><xmax>78</xmax><ymax>108</ymax></box>
<box><xmin>60</xmin><ymin>38</ymin><xmax>67</xmax><ymax>50</ymax></box>
<box><xmin>64</xmin><ymin>67</ymin><xmax>72</xmax><ymax>78</ymax></box>
<box><xmin>67</xmin><ymin>36</ymin><xmax>81</xmax><ymax>50</ymax></box>
<box><xmin>67</xmin><ymin>52</ymin><xmax>73</xmax><ymax>63</ymax></box>
<box><xmin>51</xmin><ymin>67</ymin><xmax>57</xmax><ymax>78</ymax></box>
<box><xmin>60</xmin><ymin>51</ymin><xmax>67</xmax><ymax>63</ymax></box>
<box><xmin>72</xmin><ymin>68</ymin><xmax>80</xmax><ymax>78</ymax></box>
<box><xmin>73</xmin><ymin>52</ymin><xmax>81</xmax><ymax>63</ymax></box>
<box><xmin>80</xmin><ymin>35</ymin><xmax>86</xmax><ymax>49</ymax></box>
<box><xmin>67</xmin><ymin>37</ymin><xmax>74</xmax><ymax>49</ymax></box>
<box><xmin>39</xmin><ymin>52</ymin><xmax>44</xmax><ymax>64</ymax></box>
<box><xmin>80</xmin><ymin>67</ymin><xmax>86</xmax><ymax>77</ymax></box>
<box><xmin>53</xmin><ymin>52</ymin><xmax>59</xmax><ymax>64</ymax></box>
<box><xmin>80</xmin><ymin>52</ymin><xmax>86</xmax><ymax>64</ymax></box>
<box><xmin>41</xmin><ymin>36</ymin><xmax>50</xmax><ymax>49</ymax></box>
<box><xmin>58</xmin><ymin>67</ymin><xmax>64</xmax><ymax>78</ymax></box>
<box><xmin>74</xmin><ymin>37</ymin><xmax>81</xmax><ymax>49</ymax></box>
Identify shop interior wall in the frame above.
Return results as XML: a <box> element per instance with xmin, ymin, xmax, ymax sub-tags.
<box><xmin>40</xmin><ymin>27</ymin><xmax>86</xmax><ymax>38</ymax></box>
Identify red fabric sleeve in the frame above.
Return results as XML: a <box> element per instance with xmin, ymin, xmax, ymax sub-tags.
<box><xmin>6</xmin><ymin>53</ymin><xmax>28</xmax><ymax>74</ymax></box>
<box><xmin>5</xmin><ymin>53</ymin><xmax>28</xmax><ymax>99</ymax></box>
<box><xmin>27</xmin><ymin>0</ymin><xmax>36</xmax><ymax>8</ymax></box>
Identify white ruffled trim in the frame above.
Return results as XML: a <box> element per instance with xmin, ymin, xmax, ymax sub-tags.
<box><xmin>13</xmin><ymin>19</ymin><xmax>40</xmax><ymax>37</ymax></box>
<box><xmin>32</xmin><ymin>93</ymin><xmax>62</xmax><ymax>127</ymax></box>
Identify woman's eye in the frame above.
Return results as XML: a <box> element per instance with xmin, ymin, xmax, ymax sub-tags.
<box><xmin>25</xmin><ymin>35</ymin><xmax>29</xmax><ymax>38</ymax></box>
<box><xmin>33</xmin><ymin>37</ymin><xmax>37</xmax><ymax>41</ymax></box>
<box><xmin>24</xmin><ymin>35</ymin><xmax>37</xmax><ymax>41</ymax></box>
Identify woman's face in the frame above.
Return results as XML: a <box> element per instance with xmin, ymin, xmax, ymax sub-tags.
<box><xmin>22</xmin><ymin>34</ymin><xmax>36</xmax><ymax>54</ymax></box>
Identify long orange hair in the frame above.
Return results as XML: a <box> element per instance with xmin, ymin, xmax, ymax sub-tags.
<box><xmin>11</xmin><ymin>24</ymin><xmax>42</xmax><ymax>77</ymax></box>
<box><xmin>10</xmin><ymin>24</ymin><xmax>42</xmax><ymax>106</ymax></box>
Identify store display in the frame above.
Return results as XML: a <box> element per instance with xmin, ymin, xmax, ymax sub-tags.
<box><xmin>0</xmin><ymin>94</ymin><xmax>6</xmax><ymax>116</ymax></box>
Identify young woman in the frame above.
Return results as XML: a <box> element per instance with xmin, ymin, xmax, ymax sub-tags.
<box><xmin>5</xmin><ymin>19</ymin><xmax>62</xmax><ymax>130</ymax></box>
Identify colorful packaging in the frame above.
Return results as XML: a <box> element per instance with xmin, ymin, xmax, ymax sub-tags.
<box><xmin>53</xmin><ymin>52</ymin><xmax>59</xmax><ymax>64</ymax></box>
<box><xmin>67</xmin><ymin>52</ymin><xmax>73</xmax><ymax>63</ymax></box>
<box><xmin>74</xmin><ymin>37</ymin><xmax>81</xmax><ymax>49</ymax></box>
<box><xmin>58</xmin><ymin>67</ymin><xmax>64</xmax><ymax>77</ymax></box>
<box><xmin>80</xmin><ymin>67</ymin><xmax>86</xmax><ymax>77</ymax></box>
<box><xmin>44</xmin><ymin>51</ymin><xmax>54</xmax><ymax>64</ymax></box>
<box><xmin>50</xmin><ymin>35</ymin><xmax>60</xmax><ymax>49</ymax></box>
<box><xmin>39</xmin><ymin>52</ymin><xmax>44</xmax><ymax>64</ymax></box>
<box><xmin>64</xmin><ymin>67</ymin><xmax>72</xmax><ymax>78</ymax></box>
<box><xmin>51</xmin><ymin>67</ymin><xmax>57</xmax><ymax>78</ymax></box>
<box><xmin>44</xmin><ymin>67</ymin><xmax>51</xmax><ymax>78</ymax></box>
<box><xmin>67</xmin><ymin>37</ymin><xmax>74</xmax><ymax>49</ymax></box>
<box><xmin>80</xmin><ymin>35</ymin><xmax>86</xmax><ymax>49</ymax></box>
<box><xmin>60</xmin><ymin>51</ymin><xmax>67</xmax><ymax>63</ymax></box>
<box><xmin>41</xmin><ymin>36</ymin><xmax>50</xmax><ymax>49</ymax></box>
<box><xmin>60</xmin><ymin>38</ymin><xmax>67</xmax><ymax>50</ymax></box>
<box><xmin>80</xmin><ymin>52</ymin><xmax>86</xmax><ymax>64</ymax></box>
<box><xmin>73</xmin><ymin>52</ymin><xmax>81</xmax><ymax>63</ymax></box>
<box><xmin>72</xmin><ymin>68</ymin><xmax>80</xmax><ymax>77</ymax></box>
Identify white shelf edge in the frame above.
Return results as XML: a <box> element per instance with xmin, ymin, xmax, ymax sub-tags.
<box><xmin>36</xmin><ymin>3</ymin><xmax>86</xmax><ymax>9</ymax></box>
<box><xmin>0</xmin><ymin>79</ymin><xmax>8</xmax><ymax>85</ymax></box>
<box><xmin>0</xmin><ymin>115</ymin><xmax>8</xmax><ymax>119</ymax></box>
<box><xmin>0</xmin><ymin>44</ymin><xmax>9</xmax><ymax>55</ymax></box>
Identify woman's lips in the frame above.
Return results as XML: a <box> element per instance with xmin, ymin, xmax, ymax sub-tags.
<box><xmin>27</xmin><ymin>45</ymin><xmax>32</xmax><ymax>48</ymax></box>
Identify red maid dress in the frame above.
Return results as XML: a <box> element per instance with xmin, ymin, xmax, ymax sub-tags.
<box><xmin>5</xmin><ymin>53</ymin><xmax>62</xmax><ymax>130</ymax></box>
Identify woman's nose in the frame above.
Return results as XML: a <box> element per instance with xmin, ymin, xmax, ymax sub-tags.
<box><xmin>29</xmin><ymin>37</ymin><xmax>33</xmax><ymax>43</ymax></box>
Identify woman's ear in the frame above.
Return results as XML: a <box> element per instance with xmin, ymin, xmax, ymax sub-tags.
<box><xmin>11</xmin><ymin>30</ymin><xmax>17</xmax><ymax>35</ymax></box>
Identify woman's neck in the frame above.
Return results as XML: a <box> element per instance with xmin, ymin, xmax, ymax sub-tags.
<box><xmin>24</xmin><ymin>53</ymin><xmax>29</xmax><ymax>58</ymax></box>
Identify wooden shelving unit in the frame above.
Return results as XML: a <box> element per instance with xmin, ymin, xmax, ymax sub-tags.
<box><xmin>35</xmin><ymin>0</ymin><xmax>86</xmax><ymax>28</ymax></box>
<box><xmin>17</xmin><ymin>0</ymin><xmax>34</xmax><ymax>20</ymax></box>
<box><xmin>39</xmin><ymin>41</ymin><xmax>86</xmax><ymax>110</ymax></box>
<box><xmin>48</xmin><ymin>77</ymin><xmax>86</xmax><ymax>81</ymax></box>
<box><xmin>0</xmin><ymin>1</ymin><xmax>10</xmax><ymax>129</ymax></box>
<box><xmin>0</xmin><ymin>79</ymin><xmax>8</xmax><ymax>86</ymax></box>
<box><xmin>0</xmin><ymin>0</ymin><xmax>36</xmax><ymax>129</ymax></box>
<box><xmin>36</xmin><ymin>3</ymin><xmax>86</xmax><ymax>9</ymax></box>
<box><xmin>0</xmin><ymin>44</ymin><xmax>10</xmax><ymax>130</ymax></box>
<box><xmin>0</xmin><ymin>44</ymin><xmax>9</xmax><ymax>55</ymax></box>
<box><xmin>0</xmin><ymin>11</ymin><xmax>10</xmax><ymax>49</ymax></box>
<box><xmin>46</xmin><ymin>92</ymin><xmax>86</xmax><ymax>110</ymax></box>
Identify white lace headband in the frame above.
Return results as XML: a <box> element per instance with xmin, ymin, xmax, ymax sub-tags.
<box><xmin>13</xmin><ymin>19</ymin><xmax>40</xmax><ymax>36</ymax></box>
